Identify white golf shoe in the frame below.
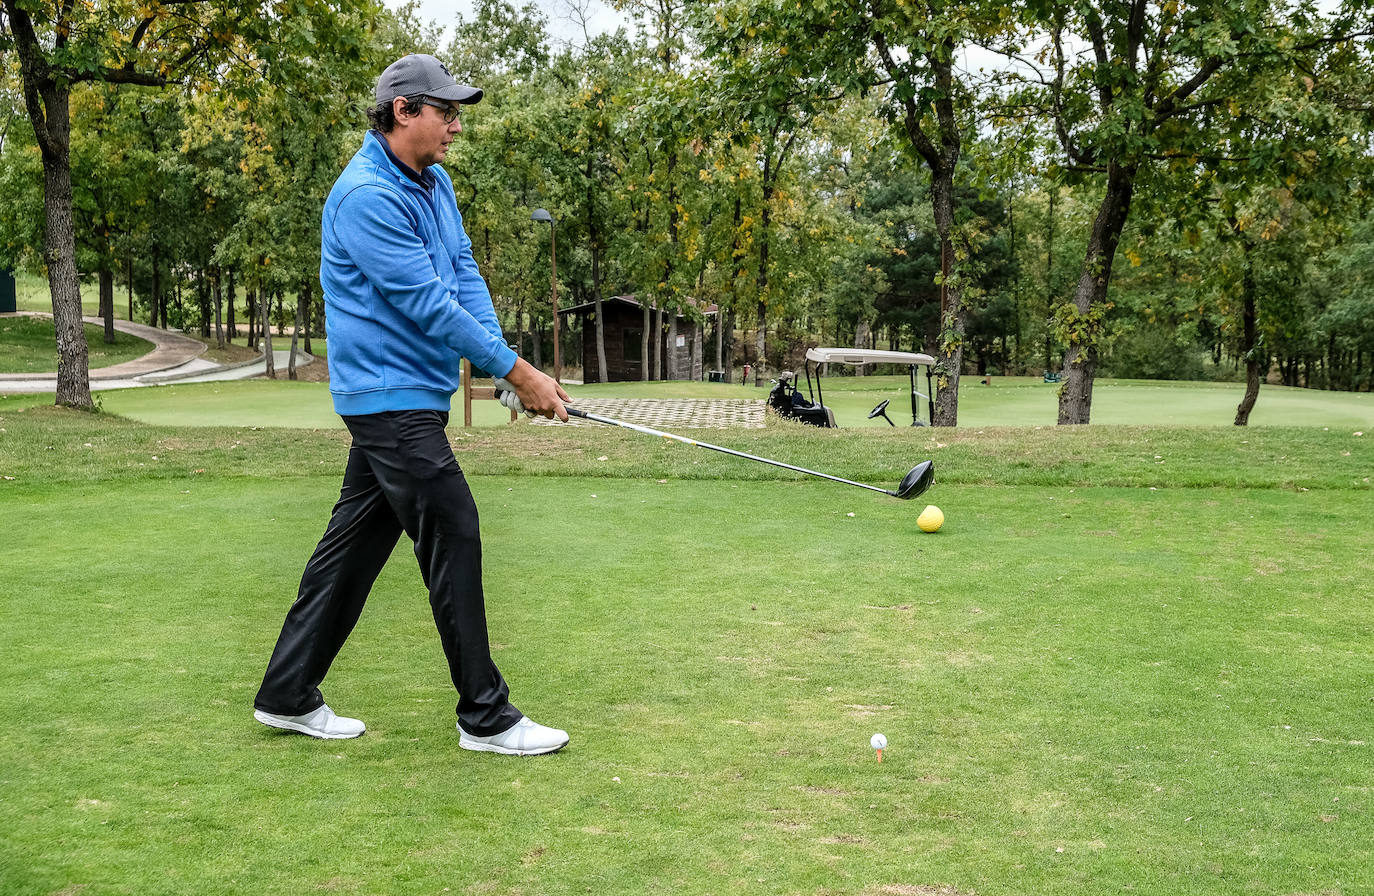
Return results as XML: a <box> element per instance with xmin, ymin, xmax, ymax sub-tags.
<box><xmin>254</xmin><ymin>704</ymin><xmax>366</xmax><ymax>739</ymax></box>
<box><xmin>458</xmin><ymin>716</ymin><xmax>569</xmax><ymax>756</ymax></box>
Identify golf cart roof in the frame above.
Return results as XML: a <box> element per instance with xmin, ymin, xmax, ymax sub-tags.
<box><xmin>805</xmin><ymin>347</ymin><xmax>936</xmax><ymax>367</ymax></box>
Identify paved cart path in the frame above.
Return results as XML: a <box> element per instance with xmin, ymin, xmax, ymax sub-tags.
<box><xmin>0</xmin><ymin>313</ymin><xmax>313</xmax><ymax>393</ymax></box>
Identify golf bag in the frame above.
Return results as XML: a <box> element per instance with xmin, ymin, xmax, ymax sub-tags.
<box><xmin>767</xmin><ymin>373</ymin><xmax>835</xmax><ymax>427</ymax></box>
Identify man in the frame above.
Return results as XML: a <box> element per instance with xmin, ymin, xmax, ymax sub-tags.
<box><xmin>253</xmin><ymin>54</ymin><xmax>572</xmax><ymax>756</ymax></box>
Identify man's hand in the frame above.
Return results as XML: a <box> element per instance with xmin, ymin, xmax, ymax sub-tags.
<box><xmin>493</xmin><ymin>377</ymin><xmax>530</xmax><ymax>416</ymax></box>
<box><xmin>499</xmin><ymin>358</ymin><xmax>572</xmax><ymax>421</ymax></box>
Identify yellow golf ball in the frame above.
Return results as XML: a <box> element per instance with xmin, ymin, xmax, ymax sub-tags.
<box><xmin>917</xmin><ymin>505</ymin><xmax>944</xmax><ymax>533</ymax></box>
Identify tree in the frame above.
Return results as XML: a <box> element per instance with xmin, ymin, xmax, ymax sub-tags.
<box><xmin>1006</xmin><ymin>0</ymin><xmax>1372</xmax><ymax>423</ymax></box>
<box><xmin>697</xmin><ymin>0</ymin><xmax>1012</xmax><ymax>422</ymax></box>
<box><xmin>1</xmin><ymin>0</ymin><xmax>379</xmax><ymax>406</ymax></box>
<box><xmin>1</xmin><ymin>0</ymin><xmax>265</xmax><ymax>406</ymax></box>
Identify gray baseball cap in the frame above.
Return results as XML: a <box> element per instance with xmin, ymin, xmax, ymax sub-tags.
<box><xmin>375</xmin><ymin>54</ymin><xmax>483</xmax><ymax>105</ymax></box>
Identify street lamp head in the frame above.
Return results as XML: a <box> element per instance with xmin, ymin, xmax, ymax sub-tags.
<box><xmin>531</xmin><ymin>208</ymin><xmax>554</xmax><ymax>223</ymax></box>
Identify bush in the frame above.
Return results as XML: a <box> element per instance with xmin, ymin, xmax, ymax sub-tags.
<box><xmin>1102</xmin><ymin>324</ymin><xmax>1210</xmax><ymax>381</ymax></box>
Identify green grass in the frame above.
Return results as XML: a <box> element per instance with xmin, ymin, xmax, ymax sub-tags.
<box><xmin>10</xmin><ymin>372</ymin><xmax>1366</xmax><ymax>433</ymax></box>
<box><xmin>1</xmin><ymin>403</ymin><xmax>1371</xmax><ymax>895</ymax></box>
<box><xmin>0</xmin><ymin>316</ymin><xmax>154</xmax><ymax>372</ymax></box>
<box><xmin>9</xmin><ymin>270</ymin><xmax>102</xmax><ymax>316</ymax></box>
<box><xmin>727</xmin><ymin>373</ymin><xmax>1374</xmax><ymax>429</ymax></box>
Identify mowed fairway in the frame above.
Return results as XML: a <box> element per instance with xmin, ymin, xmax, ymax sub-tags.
<box><xmin>0</xmin><ymin>390</ymin><xmax>1371</xmax><ymax>895</ymax></box>
<box><xmin>88</xmin><ymin>375</ymin><xmax>1374</xmax><ymax>430</ymax></box>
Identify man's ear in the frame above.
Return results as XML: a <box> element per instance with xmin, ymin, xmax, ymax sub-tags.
<box><xmin>392</xmin><ymin>96</ymin><xmax>412</xmax><ymax>123</ymax></box>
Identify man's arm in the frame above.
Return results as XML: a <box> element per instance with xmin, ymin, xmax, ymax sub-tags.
<box><xmin>331</xmin><ymin>185</ymin><xmax>518</xmax><ymax>378</ymax></box>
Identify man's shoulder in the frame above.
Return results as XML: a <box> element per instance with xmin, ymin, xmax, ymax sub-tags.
<box><xmin>335</xmin><ymin>152</ymin><xmax>402</xmax><ymax>194</ymax></box>
<box><xmin>328</xmin><ymin>159</ymin><xmax>410</xmax><ymax>219</ymax></box>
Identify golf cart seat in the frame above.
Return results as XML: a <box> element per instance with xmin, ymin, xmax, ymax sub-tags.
<box><xmin>768</xmin><ymin>372</ymin><xmax>835</xmax><ymax>427</ymax></box>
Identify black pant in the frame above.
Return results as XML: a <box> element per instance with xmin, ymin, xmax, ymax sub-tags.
<box><xmin>254</xmin><ymin>410</ymin><xmax>523</xmax><ymax>736</ymax></box>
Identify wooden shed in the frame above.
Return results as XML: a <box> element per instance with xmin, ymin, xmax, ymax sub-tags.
<box><xmin>558</xmin><ymin>295</ymin><xmax>718</xmax><ymax>383</ymax></box>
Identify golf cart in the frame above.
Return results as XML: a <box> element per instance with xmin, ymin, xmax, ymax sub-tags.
<box><xmin>768</xmin><ymin>347</ymin><xmax>937</xmax><ymax>427</ymax></box>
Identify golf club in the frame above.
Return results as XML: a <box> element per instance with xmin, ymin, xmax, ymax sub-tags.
<box><xmin>563</xmin><ymin>406</ymin><xmax>935</xmax><ymax>500</ymax></box>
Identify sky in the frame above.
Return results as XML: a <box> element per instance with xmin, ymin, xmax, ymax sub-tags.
<box><xmin>399</xmin><ymin>0</ymin><xmax>633</xmax><ymax>47</ymax></box>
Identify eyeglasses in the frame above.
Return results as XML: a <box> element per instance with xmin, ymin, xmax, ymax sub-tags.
<box><xmin>419</xmin><ymin>98</ymin><xmax>461</xmax><ymax>123</ymax></box>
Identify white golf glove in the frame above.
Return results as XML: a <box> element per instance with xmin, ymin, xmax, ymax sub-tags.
<box><xmin>493</xmin><ymin>377</ymin><xmax>532</xmax><ymax>417</ymax></box>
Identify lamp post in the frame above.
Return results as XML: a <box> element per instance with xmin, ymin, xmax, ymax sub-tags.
<box><xmin>531</xmin><ymin>208</ymin><xmax>560</xmax><ymax>383</ymax></box>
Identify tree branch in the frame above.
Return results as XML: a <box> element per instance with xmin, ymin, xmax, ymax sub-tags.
<box><xmin>99</xmin><ymin>67</ymin><xmax>171</xmax><ymax>87</ymax></box>
<box><xmin>1150</xmin><ymin>55</ymin><xmax>1226</xmax><ymax>126</ymax></box>
<box><xmin>2</xmin><ymin>0</ymin><xmax>54</xmax><ymax>155</ymax></box>
<box><xmin>1051</xmin><ymin>15</ymin><xmax>1090</xmax><ymax>167</ymax></box>
<box><xmin>129</xmin><ymin>15</ymin><xmax>157</xmax><ymax>52</ymax></box>
<box><xmin>1083</xmin><ymin>7</ymin><xmax>1112</xmax><ymax>112</ymax></box>
<box><xmin>866</xmin><ymin>11</ymin><xmax>939</xmax><ymax>169</ymax></box>
<box><xmin>1127</xmin><ymin>0</ymin><xmax>1146</xmax><ymax>73</ymax></box>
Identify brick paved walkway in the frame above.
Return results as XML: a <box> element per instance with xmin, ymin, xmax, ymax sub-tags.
<box><xmin>530</xmin><ymin>398</ymin><xmax>766</xmax><ymax>429</ymax></box>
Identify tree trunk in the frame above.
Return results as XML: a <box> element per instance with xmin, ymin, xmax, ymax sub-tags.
<box><xmin>212</xmin><ymin>270</ymin><xmax>224</xmax><ymax>350</ymax></box>
<box><xmin>652</xmin><ymin>307</ymin><xmax>664</xmax><ymax>380</ymax></box>
<box><xmin>692</xmin><ymin>320</ymin><xmax>703</xmax><ymax>381</ymax></box>
<box><xmin>667</xmin><ymin>313</ymin><xmax>679</xmax><ymax>380</ymax></box>
<box><xmin>197</xmin><ymin>270</ymin><xmax>211</xmax><ymax>337</ymax></box>
<box><xmin>127</xmin><ymin>257</ymin><xmax>134</xmax><ymax>322</ymax></box>
<box><xmin>1058</xmin><ymin>163</ymin><xmax>1137</xmax><ymax>425</ymax></box>
<box><xmin>300</xmin><ymin>281</ymin><xmax>312</xmax><ymax>356</ymax></box>
<box><xmin>10</xmin><ymin>14</ymin><xmax>91</xmax><ymax>408</ymax></box>
<box><xmin>39</xmin><ymin>118</ymin><xmax>91</xmax><ymax>406</ymax></box>
<box><xmin>722</xmin><ymin>307</ymin><xmax>735</xmax><ymax>379</ymax></box>
<box><xmin>288</xmin><ymin>289</ymin><xmax>301</xmax><ymax>381</ymax></box>
<box><xmin>226</xmin><ymin>268</ymin><xmax>237</xmax><ymax>340</ymax></box>
<box><xmin>151</xmin><ymin>248</ymin><xmax>162</xmax><ymax>328</ymax></box>
<box><xmin>930</xmin><ymin>171</ymin><xmax>963</xmax><ymax>427</ymax></box>
<box><xmin>715</xmin><ymin>306</ymin><xmax>724</xmax><ymax>372</ymax></box>
<box><xmin>1234</xmin><ymin>262</ymin><xmax>1261</xmax><ymax>426</ymax></box>
<box><xmin>591</xmin><ymin>242</ymin><xmax>608</xmax><ymax>383</ymax></box>
<box><xmin>754</xmin><ymin>299</ymin><xmax>766</xmax><ymax>387</ymax></box>
<box><xmin>754</xmin><ymin>213</ymin><xmax>769</xmax><ymax>388</ymax></box>
<box><xmin>1044</xmin><ymin>184</ymin><xmax>1057</xmax><ymax>372</ymax></box>
<box><xmin>246</xmin><ymin>285</ymin><xmax>257</xmax><ymax>350</ymax></box>
<box><xmin>853</xmin><ymin>318</ymin><xmax>871</xmax><ymax>377</ymax></box>
<box><xmin>641</xmin><ymin>305</ymin><xmax>650</xmax><ymax>382</ymax></box>
<box><xmin>888</xmin><ymin>42</ymin><xmax>963</xmax><ymax>426</ymax></box>
<box><xmin>99</xmin><ymin>267</ymin><xmax>114</xmax><ymax>344</ymax></box>
<box><xmin>262</xmin><ymin>288</ymin><xmax>276</xmax><ymax>378</ymax></box>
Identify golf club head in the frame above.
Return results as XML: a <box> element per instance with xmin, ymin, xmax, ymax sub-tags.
<box><xmin>893</xmin><ymin>460</ymin><xmax>935</xmax><ymax>500</ymax></box>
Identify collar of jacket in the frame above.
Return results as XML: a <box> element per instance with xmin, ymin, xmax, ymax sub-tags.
<box><xmin>367</xmin><ymin>129</ymin><xmax>436</xmax><ymax>191</ymax></box>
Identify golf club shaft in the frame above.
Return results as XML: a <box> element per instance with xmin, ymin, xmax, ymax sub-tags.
<box><xmin>564</xmin><ymin>407</ymin><xmax>895</xmax><ymax>496</ymax></box>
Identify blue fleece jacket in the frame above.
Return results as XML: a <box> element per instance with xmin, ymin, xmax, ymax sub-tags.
<box><xmin>320</xmin><ymin>130</ymin><xmax>517</xmax><ymax>416</ymax></box>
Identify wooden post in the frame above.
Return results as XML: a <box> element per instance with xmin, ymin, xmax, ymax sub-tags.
<box><xmin>463</xmin><ymin>359</ymin><xmax>517</xmax><ymax>427</ymax></box>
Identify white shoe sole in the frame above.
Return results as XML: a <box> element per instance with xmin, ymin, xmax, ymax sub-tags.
<box><xmin>254</xmin><ymin>709</ymin><xmax>364</xmax><ymax>739</ymax></box>
<box><xmin>458</xmin><ymin>734</ymin><xmax>568</xmax><ymax>756</ymax></box>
